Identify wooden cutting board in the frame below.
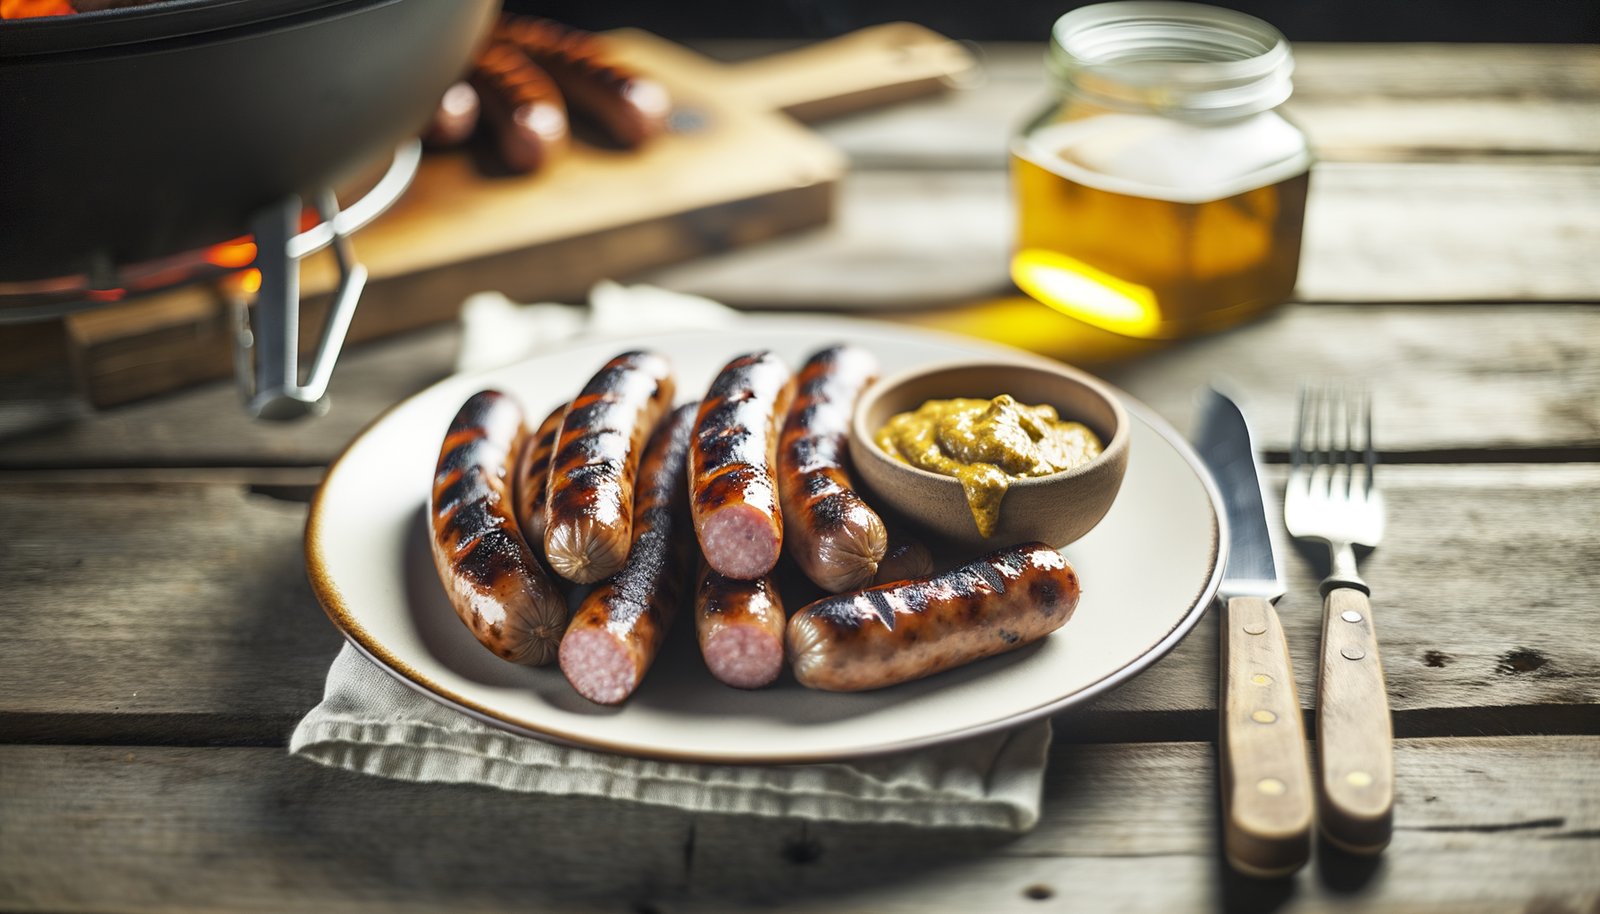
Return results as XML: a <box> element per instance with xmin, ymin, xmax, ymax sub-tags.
<box><xmin>58</xmin><ymin>23</ymin><xmax>973</xmax><ymax>407</ymax></box>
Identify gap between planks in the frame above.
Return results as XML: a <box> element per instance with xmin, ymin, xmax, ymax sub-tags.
<box><xmin>1</xmin><ymin>464</ymin><xmax>1596</xmax><ymax>747</ymax></box>
<box><xmin>0</xmin><ymin>737</ymin><xmax>1595</xmax><ymax>913</ymax></box>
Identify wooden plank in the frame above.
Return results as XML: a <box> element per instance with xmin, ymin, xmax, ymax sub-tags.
<box><xmin>3</xmin><ymin>302</ymin><xmax>1598</xmax><ymax>467</ymax></box>
<box><xmin>1092</xmin><ymin>304</ymin><xmax>1600</xmax><ymax>455</ymax></box>
<box><xmin>0</xmin><ymin>323</ymin><xmax>458</xmax><ymax>471</ymax></box>
<box><xmin>0</xmin><ymin>318</ymin><xmax>67</xmax><ymax>377</ymax></box>
<box><xmin>0</xmin><ymin>738</ymin><xmax>1594</xmax><ymax>912</ymax></box>
<box><xmin>2</xmin><ymin>465</ymin><xmax>1595</xmax><ymax>744</ymax></box>
<box><xmin>807</xmin><ymin>43</ymin><xmax>1600</xmax><ymax>170</ymax></box>
<box><xmin>1082</xmin><ymin>464</ymin><xmax>1600</xmax><ymax>742</ymax></box>
<box><xmin>1288</xmin><ymin>43</ymin><xmax>1600</xmax><ymax>101</ymax></box>
<box><xmin>645</xmin><ymin>169</ymin><xmax>1012</xmax><ymax>309</ymax></box>
<box><xmin>1296</xmin><ymin>163</ymin><xmax>1600</xmax><ymax>302</ymax></box>
<box><xmin>0</xmin><ymin>479</ymin><xmax>343</xmax><ymax>745</ymax></box>
<box><xmin>645</xmin><ymin>163</ymin><xmax>1600</xmax><ymax>307</ymax></box>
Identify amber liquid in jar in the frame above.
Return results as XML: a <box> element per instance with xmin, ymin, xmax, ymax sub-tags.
<box><xmin>1015</xmin><ymin>3</ymin><xmax>1311</xmax><ymax>340</ymax></box>
<box><xmin>1012</xmin><ymin>117</ymin><xmax>1309</xmax><ymax>339</ymax></box>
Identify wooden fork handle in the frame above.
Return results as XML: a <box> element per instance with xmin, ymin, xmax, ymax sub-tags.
<box><xmin>1220</xmin><ymin>597</ymin><xmax>1314</xmax><ymax>877</ymax></box>
<box><xmin>1316</xmin><ymin>587</ymin><xmax>1395</xmax><ymax>854</ymax></box>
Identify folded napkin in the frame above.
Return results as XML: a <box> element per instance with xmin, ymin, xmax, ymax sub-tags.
<box><xmin>289</xmin><ymin>282</ymin><xmax>1053</xmax><ymax>831</ymax></box>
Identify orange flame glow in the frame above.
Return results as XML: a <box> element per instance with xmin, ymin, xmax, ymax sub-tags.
<box><xmin>1</xmin><ymin>0</ymin><xmax>75</xmax><ymax>19</ymax></box>
<box><xmin>206</xmin><ymin>239</ymin><xmax>258</xmax><ymax>269</ymax></box>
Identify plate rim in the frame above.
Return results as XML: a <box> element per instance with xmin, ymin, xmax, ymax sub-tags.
<box><xmin>305</xmin><ymin>316</ymin><xmax>1228</xmax><ymax>764</ymax></box>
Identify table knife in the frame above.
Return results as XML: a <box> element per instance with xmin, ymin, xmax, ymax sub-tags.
<box><xmin>1194</xmin><ymin>385</ymin><xmax>1314</xmax><ymax>878</ymax></box>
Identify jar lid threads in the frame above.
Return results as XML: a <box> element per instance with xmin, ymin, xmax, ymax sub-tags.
<box><xmin>1048</xmin><ymin>1</ymin><xmax>1294</xmax><ymax>122</ymax></box>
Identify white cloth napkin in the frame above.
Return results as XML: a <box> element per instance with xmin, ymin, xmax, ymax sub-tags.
<box><xmin>289</xmin><ymin>282</ymin><xmax>1053</xmax><ymax>831</ymax></box>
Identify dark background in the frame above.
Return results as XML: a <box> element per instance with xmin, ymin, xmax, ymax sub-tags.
<box><xmin>504</xmin><ymin>0</ymin><xmax>1599</xmax><ymax>42</ymax></box>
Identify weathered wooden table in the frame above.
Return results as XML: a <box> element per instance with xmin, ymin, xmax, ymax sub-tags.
<box><xmin>3</xmin><ymin>42</ymin><xmax>1598</xmax><ymax>913</ymax></box>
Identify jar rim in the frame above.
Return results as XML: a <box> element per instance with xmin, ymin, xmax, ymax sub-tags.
<box><xmin>1049</xmin><ymin>1</ymin><xmax>1294</xmax><ymax>121</ymax></box>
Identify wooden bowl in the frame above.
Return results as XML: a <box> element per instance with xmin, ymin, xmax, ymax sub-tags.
<box><xmin>849</xmin><ymin>359</ymin><xmax>1131</xmax><ymax>549</ymax></box>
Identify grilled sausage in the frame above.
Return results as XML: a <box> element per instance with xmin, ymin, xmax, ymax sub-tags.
<box><xmin>544</xmin><ymin>351</ymin><xmax>674</xmax><ymax>584</ymax></box>
<box><xmin>421</xmin><ymin>81</ymin><xmax>481</xmax><ymax>148</ymax></box>
<box><xmin>778</xmin><ymin>345</ymin><xmax>887</xmax><ymax>592</ymax></box>
<box><xmin>430</xmin><ymin>391</ymin><xmax>568</xmax><ymax>666</ymax></box>
<box><xmin>512</xmin><ymin>401</ymin><xmax>567</xmax><ymax>546</ymax></box>
<box><xmin>694</xmin><ymin>560</ymin><xmax>787</xmax><ymax>690</ymax></box>
<box><xmin>559</xmin><ymin>402</ymin><xmax>698</xmax><ymax>704</ymax></box>
<box><xmin>690</xmin><ymin>351</ymin><xmax>796</xmax><ymax>580</ymax></box>
<box><xmin>469</xmin><ymin>40</ymin><xmax>569</xmax><ymax>173</ymax></box>
<box><xmin>872</xmin><ymin>525</ymin><xmax>934</xmax><ymax>586</ymax></box>
<box><xmin>494</xmin><ymin>15</ymin><xmax>670</xmax><ymax>148</ymax></box>
<box><xmin>786</xmin><ymin>542</ymin><xmax>1080</xmax><ymax>691</ymax></box>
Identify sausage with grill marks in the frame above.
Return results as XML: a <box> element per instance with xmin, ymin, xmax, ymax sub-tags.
<box><xmin>469</xmin><ymin>39</ymin><xmax>569</xmax><ymax>173</ymax></box>
<box><xmin>543</xmin><ymin>351</ymin><xmax>674</xmax><ymax>584</ymax></box>
<box><xmin>512</xmin><ymin>401</ymin><xmax>567</xmax><ymax>546</ymax></box>
<box><xmin>559</xmin><ymin>402</ymin><xmax>698</xmax><ymax>704</ymax></box>
<box><xmin>430</xmin><ymin>390</ymin><xmax>568</xmax><ymax>666</ymax></box>
<box><xmin>786</xmin><ymin>542</ymin><xmax>1080</xmax><ymax>691</ymax></box>
<box><xmin>778</xmin><ymin>345</ymin><xmax>887</xmax><ymax>593</ymax></box>
<box><xmin>694</xmin><ymin>560</ymin><xmax>786</xmax><ymax>690</ymax></box>
<box><xmin>690</xmin><ymin>351</ymin><xmax>795</xmax><ymax>580</ymax></box>
<box><xmin>494</xmin><ymin>14</ymin><xmax>670</xmax><ymax>149</ymax></box>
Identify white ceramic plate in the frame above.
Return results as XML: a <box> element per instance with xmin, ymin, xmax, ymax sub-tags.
<box><xmin>307</xmin><ymin>316</ymin><xmax>1224</xmax><ymax>764</ymax></box>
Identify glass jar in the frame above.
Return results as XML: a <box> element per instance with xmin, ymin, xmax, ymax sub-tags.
<box><xmin>1011</xmin><ymin>1</ymin><xmax>1311</xmax><ymax>339</ymax></box>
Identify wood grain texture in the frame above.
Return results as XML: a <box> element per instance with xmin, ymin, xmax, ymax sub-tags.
<box><xmin>1068</xmin><ymin>464</ymin><xmax>1600</xmax><ymax>740</ymax></box>
<box><xmin>646</xmin><ymin>164</ymin><xmax>1600</xmax><ymax>307</ymax></box>
<box><xmin>0</xmin><ymin>738</ymin><xmax>1595</xmax><ymax>912</ymax></box>
<box><xmin>12</xmin><ymin>305</ymin><xmax>1599</xmax><ymax>469</ymax></box>
<box><xmin>1097</xmin><ymin>305</ymin><xmax>1600</xmax><ymax>455</ymax></box>
<box><xmin>0</xmin><ymin>324</ymin><xmax>458</xmax><ymax>471</ymax></box>
<box><xmin>1316</xmin><ymin>588</ymin><xmax>1396</xmax><ymax>855</ymax></box>
<box><xmin>654</xmin><ymin>43</ymin><xmax>1600</xmax><ymax>307</ymax></box>
<box><xmin>801</xmin><ymin>42</ymin><xmax>1600</xmax><ymax>171</ymax></box>
<box><xmin>0</xmin><ymin>480</ymin><xmax>342</xmax><ymax>745</ymax></box>
<box><xmin>1</xmin><ymin>465</ymin><xmax>1594</xmax><ymax>745</ymax></box>
<box><xmin>1296</xmin><ymin>163</ymin><xmax>1600</xmax><ymax>302</ymax></box>
<box><xmin>1219</xmin><ymin>597</ymin><xmax>1313</xmax><ymax>877</ymax></box>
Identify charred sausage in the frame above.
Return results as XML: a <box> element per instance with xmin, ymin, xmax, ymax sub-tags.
<box><xmin>430</xmin><ymin>391</ymin><xmax>568</xmax><ymax>666</ymax></box>
<box><xmin>694</xmin><ymin>560</ymin><xmax>787</xmax><ymax>690</ymax></box>
<box><xmin>421</xmin><ymin>81</ymin><xmax>481</xmax><ymax>148</ymax></box>
<box><xmin>469</xmin><ymin>40</ymin><xmax>570</xmax><ymax>173</ymax></box>
<box><xmin>559</xmin><ymin>402</ymin><xmax>698</xmax><ymax>704</ymax></box>
<box><xmin>778</xmin><ymin>345</ymin><xmax>887</xmax><ymax>592</ymax></box>
<box><xmin>690</xmin><ymin>351</ymin><xmax>796</xmax><ymax>580</ymax></box>
<box><xmin>543</xmin><ymin>351</ymin><xmax>674</xmax><ymax>583</ymax></box>
<box><xmin>494</xmin><ymin>15</ymin><xmax>670</xmax><ymax>148</ymax></box>
<box><xmin>512</xmin><ymin>401</ymin><xmax>567</xmax><ymax>545</ymax></box>
<box><xmin>786</xmin><ymin>542</ymin><xmax>1080</xmax><ymax>691</ymax></box>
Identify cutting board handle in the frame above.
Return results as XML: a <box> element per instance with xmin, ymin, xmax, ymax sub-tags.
<box><xmin>728</xmin><ymin>22</ymin><xmax>976</xmax><ymax>122</ymax></box>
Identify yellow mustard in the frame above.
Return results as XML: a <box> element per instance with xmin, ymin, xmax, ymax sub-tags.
<box><xmin>875</xmin><ymin>395</ymin><xmax>1103</xmax><ymax>537</ymax></box>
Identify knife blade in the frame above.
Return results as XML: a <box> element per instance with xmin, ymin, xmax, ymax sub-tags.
<box><xmin>1193</xmin><ymin>384</ymin><xmax>1314</xmax><ymax>878</ymax></box>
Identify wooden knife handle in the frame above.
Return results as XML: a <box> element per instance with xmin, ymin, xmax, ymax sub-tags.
<box><xmin>1316</xmin><ymin>587</ymin><xmax>1395</xmax><ymax>854</ymax></box>
<box><xmin>1220</xmin><ymin>596</ymin><xmax>1314</xmax><ymax>877</ymax></box>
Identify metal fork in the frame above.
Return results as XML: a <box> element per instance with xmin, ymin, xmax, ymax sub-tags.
<box><xmin>1285</xmin><ymin>384</ymin><xmax>1394</xmax><ymax>855</ymax></box>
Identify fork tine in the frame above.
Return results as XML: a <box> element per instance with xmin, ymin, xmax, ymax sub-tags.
<box><xmin>1341</xmin><ymin>386</ymin><xmax>1356</xmax><ymax>498</ymax></box>
<box><xmin>1362</xmin><ymin>388</ymin><xmax>1376</xmax><ymax>497</ymax></box>
<box><xmin>1315</xmin><ymin>383</ymin><xmax>1332</xmax><ymax>491</ymax></box>
<box><xmin>1291</xmin><ymin>382</ymin><xmax>1308</xmax><ymax>471</ymax></box>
